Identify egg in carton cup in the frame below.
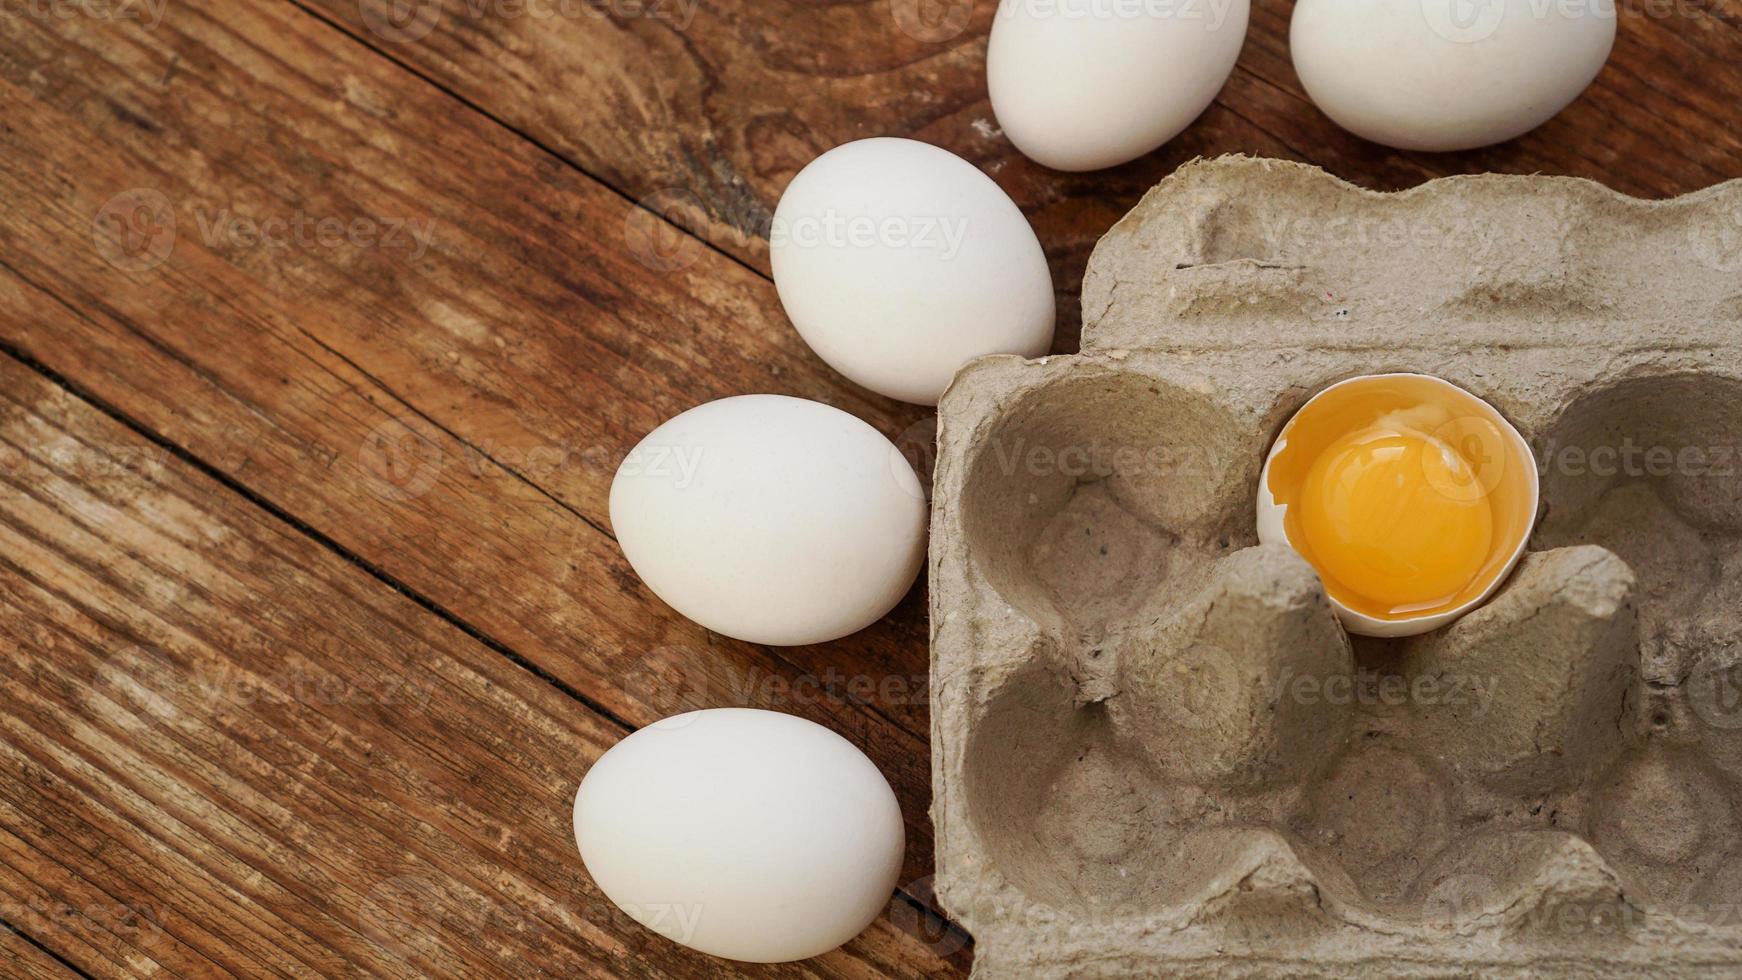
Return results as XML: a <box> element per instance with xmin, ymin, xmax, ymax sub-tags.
<box><xmin>928</xmin><ymin>156</ymin><xmax>1742</xmax><ymax>977</ymax></box>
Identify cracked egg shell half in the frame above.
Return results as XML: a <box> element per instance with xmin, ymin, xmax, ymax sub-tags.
<box><xmin>1257</xmin><ymin>374</ymin><xmax>1539</xmax><ymax>638</ymax></box>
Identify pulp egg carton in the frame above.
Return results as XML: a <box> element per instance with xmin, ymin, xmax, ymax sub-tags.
<box><xmin>928</xmin><ymin>157</ymin><xmax>1742</xmax><ymax>977</ymax></box>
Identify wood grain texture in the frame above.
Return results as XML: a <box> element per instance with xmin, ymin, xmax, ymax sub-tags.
<box><xmin>0</xmin><ymin>354</ymin><xmax>956</xmax><ymax>978</ymax></box>
<box><xmin>312</xmin><ymin>0</ymin><xmax>1742</xmax><ymax>344</ymax></box>
<box><xmin>0</xmin><ymin>0</ymin><xmax>964</xmax><ymax>974</ymax></box>
<box><xmin>0</xmin><ymin>927</ymin><xmax>78</xmax><ymax>980</ymax></box>
<box><xmin>0</xmin><ymin>0</ymin><xmax>936</xmax><ymax>747</ymax></box>
<box><xmin>2</xmin><ymin>0</ymin><xmax>1737</xmax><ymax>974</ymax></box>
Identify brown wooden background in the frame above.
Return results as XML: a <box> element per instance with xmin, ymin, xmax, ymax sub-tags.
<box><xmin>0</xmin><ymin>0</ymin><xmax>1737</xmax><ymax>975</ymax></box>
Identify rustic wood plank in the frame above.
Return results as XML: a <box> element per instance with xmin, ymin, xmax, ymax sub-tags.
<box><xmin>0</xmin><ymin>0</ymin><xmax>955</xmax><ymax>933</ymax></box>
<box><xmin>0</xmin><ymin>351</ymin><xmax>962</xmax><ymax>976</ymax></box>
<box><xmin>14</xmin><ymin>0</ymin><xmax>1725</xmax><ymax>975</ymax></box>
<box><xmin>309</xmin><ymin>0</ymin><xmax>1742</xmax><ymax>344</ymax></box>
<box><xmin>0</xmin><ymin>925</ymin><xmax>79</xmax><ymax>980</ymax></box>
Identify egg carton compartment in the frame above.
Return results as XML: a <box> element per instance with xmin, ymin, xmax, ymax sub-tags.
<box><xmin>929</xmin><ymin>157</ymin><xmax>1742</xmax><ymax>977</ymax></box>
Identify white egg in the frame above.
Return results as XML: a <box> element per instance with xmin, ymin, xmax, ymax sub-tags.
<box><xmin>770</xmin><ymin>138</ymin><xmax>1054</xmax><ymax>406</ymax></box>
<box><xmin>574</xmin><ymin>709</ymin><xmax>906</xmax><ymax>963</ymax></box>
<box><xmin>609</xmin><ymin>395</ymin><xmax>926</xmax><ymax>646</ymax></box>
<box><xmin>987</xmin><ymin>0</ymin><xmax>1251</xmax><ymax>172</ymax></box>
<box><xmin>1291</xmin><ymin>0</ymin><xmax>1616</xmax><ymax>152</ymax></box>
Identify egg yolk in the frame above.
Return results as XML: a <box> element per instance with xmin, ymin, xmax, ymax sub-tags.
<box><xmin>1296</xmin><ymin>427</ymin><xmax>1495</xmax><ymax>611</ymax></box>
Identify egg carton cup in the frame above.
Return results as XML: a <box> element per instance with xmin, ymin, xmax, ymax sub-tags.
<box><xmin>929</xmin><ymin>157</ymin><xmax>1742</xmax><ymax>977</ymax></box>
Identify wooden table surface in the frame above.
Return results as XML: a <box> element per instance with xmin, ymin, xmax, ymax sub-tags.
<box><xmin>0</xmin><ymin>0</ymin><xmax>1737</xmax><ymax>975</ymax></box>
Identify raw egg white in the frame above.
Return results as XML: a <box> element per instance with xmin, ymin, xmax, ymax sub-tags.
<box><xmin>609</xmin><ymin>395</ymin><xmax>926</xmax><ymax>646</ymax></box>
<box><xmin>574</xmin><ymin>709</ymin><xmax>906</xmax><ymax>963</ymax></box>
<box><xmin>1257</xmin><ymin>374</ymin><xmax>1539</xmax><ymax>637</ymax></box>
<box><xmin>987</xmin><ymin>0</ymin><xmax>1251</xmax><ymax>171</ymax></box>
<box><xmin>770</xmin><ymin>138</ymin><xmax>1054</xmax><ymax>405</ymax></box>
<box><xmin>1290</xmin><ymin>0</ymin><xmax>1615</xmax><ymax>151</ymax></box>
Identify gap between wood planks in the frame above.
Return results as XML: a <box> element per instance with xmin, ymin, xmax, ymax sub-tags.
<box><xmin>306</xmin><ymin>0</ymin><xmax>1742</xmax><ymax>289</ymax></box>
<box><xmin>284</xmin><ymin>2</ymin><xmax>770</xmax><ymax>288</ymax></box>
<box><xmin>0</xmin><ymin>915</ymin><xmax>92</xmax><ymax>980</ymax></box>
<box><xmin>0</xmin><ymin>0</ymin><xmax>960</xmax><ymax>947</ymax></box>
<box><xmin>283</xmin><ymin>0</ymin><xmax>1349</xmax><ymax>277</ymax></box>
<box><xmin>184</xmin><ymin>2</ymin><xmax>1740</xmax><ymax>971</ymax></box>
<box><xmin>0</xmin><ymin>332</ymin><xmax>959</xmax><ymax>976</ymax></box>
<box><xmin>0</xmin><ymin>311</ymin><xmax>973</xmax><ymax>965</ymax></box>
<box><xmin>14</xmin><ymin>0</ymin><xmax>1729</xmax><ymax>971</ymax></box>
<box><xmin>0</xmin><ymin>226</ymin><xmax>948</xmax><ymax>919</ymax></box>
<box><xmin>0</xmin><ymin>308</ymin><xmax>623</xmax><ymax>736</ymax></box>
<box><xmin>2</xmin><ymin>4</ymin><xmax>1306</xmax><ymax>963</ymax></box>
